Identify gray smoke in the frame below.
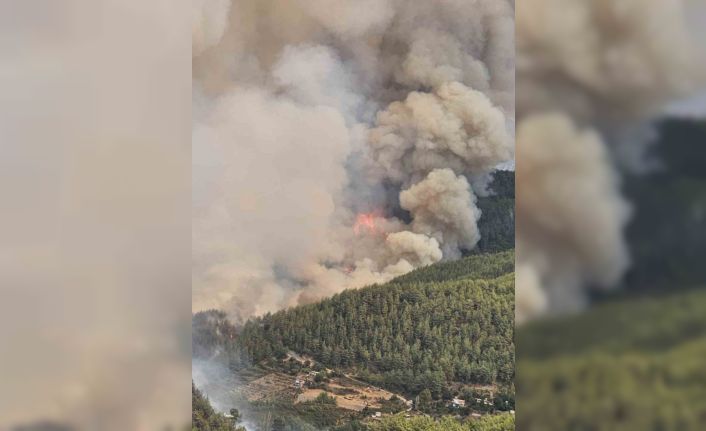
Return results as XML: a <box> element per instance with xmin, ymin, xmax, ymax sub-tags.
<box><xmin>400</xmin><ymin>168</ymin><xmax>481</xmax><ymax>258</ymax></box>
<box><xmin>515</xmin><ymin>0</ymin><xmax>706</xmax><ymax>322</ymax></box>
<box><xmin>1</xmin><ymin>1</ymin><xmax>191</xmax><ymax>428</ymax></box>
<box><xmin>193</xmin><ymin>357</ymin><xmax>259</xmax><ymax>430</ymax></box>
<box><xmin>192</xmin><ymin>0</ymin><xmax>231</xmax><ymax>56</ymax></box>
<box><xmin>515</xmin><ymin>113</ymin><xmax>631</xmax><ymax>322</ymax></box>
<box><xmin>192</xmin><ymin>0</ymin><xmax>515</xmax><ymax>321</ymax></box>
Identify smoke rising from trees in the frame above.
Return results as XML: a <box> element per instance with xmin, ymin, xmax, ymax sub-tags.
<box><xmin>192</xmin><ymin>0</ymin><xmax>516</xmax><ymax>321</ymax></box>
<box><xmin>515</xmin><ymin>0</ymin><xmax>706</xmax><ymax>322</ymax></box>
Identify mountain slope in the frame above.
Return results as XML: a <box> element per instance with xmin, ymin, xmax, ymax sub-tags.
<box><xmin>516</xmin><ymin>288</ymin><xmax>706</xmax><ymax>431</ymax></box>
<box><xmin>236</xmin><ymin>251</ymin><xmax>514</xmax><ymax>396</ymax></box>
<box><xmin>193</xmin><ymin>250</ymin><xmax>515</xmax><ymax>430</ymax></box>
<box><xmin>368</xmin><ymin>412</ymin><xmax>515</xmax><ymax>431</ymax></box>
<box><xmin>390</xmin><ymin>250</ymin><xmax>514</xmax><ymax>285</ymax></box>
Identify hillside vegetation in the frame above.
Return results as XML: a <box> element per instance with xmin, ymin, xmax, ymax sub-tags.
<box><xmin>390</xmin><ymin>250</ymin><xmax>514</xmax><ymax>285</ymax></box>
<box><xmin>619</xmin><ymin>118</ymin><xmax>706</xmax><ymax>294</ymax></box>
<box><xmin>516</xmin><ymin>288</ymin><xmax>706</xmax><ymax>430</ymax></box>
<box><xmin>227</xmin><ymin>251</ymin><xmax>514</xmax><ymax>397</ymax></box>
<box><xmin>476</xmin><ymin>170</ymin><xmax>514</xmax><ymax>254</ymax></box>
<box><xmin>512</xmin><ymin>119</ymin><xmax>706</xmax><ymax>431</ymax></box>
<box><xmin>193</xmin><ymin>250</ymin><xmax>515</xmax><ymax>430</ymax></box>
<box><xmin>364</xmin><ymin>412</ymin><xmax>515</xmax><ymax>431</ymax></box>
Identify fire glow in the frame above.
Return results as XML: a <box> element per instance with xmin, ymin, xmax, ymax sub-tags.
<box><xmin>353</xmin><ymin>212</ymin><xmax>380</xmax><ymax>236</ymax></box>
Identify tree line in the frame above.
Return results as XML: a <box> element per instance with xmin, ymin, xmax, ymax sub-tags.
<box><xmin>194</xmin><ymin>251</ymin><xmax>515</xmax><ymax>399</ymax></box>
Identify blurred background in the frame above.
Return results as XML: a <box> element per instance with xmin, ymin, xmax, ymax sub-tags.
<box><xmin>515</xmin><ymin>0</ymin><xmax>706</xmax><ymax>429</ymax></box>
<box><xmin>0</xmin><ymin>1</ymin><xmax>191</xmax><ymax>430</ymax></box>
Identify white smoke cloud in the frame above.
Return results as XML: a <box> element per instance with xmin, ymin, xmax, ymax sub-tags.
<box><xmin>367</xmin><ymin>82</ymin><xmax>513</xmax><ymax>185</ymax></box>
<box><xmin>516</xmin><ymin>113</ymin><xmax>631</xmax><ymax>320</ymax></box>
<box><xmin>517</xmin><ymin>0</ymin><xmax>700</xmax><ymax>123</ymax></box>
<box><xmin>192</xmin><ymin>87</ymin><xmax>351</xmax><ymax>317</ymax></box>
<box><xmin>385</xmin><ymin>231</ymin><xmax>443</xmax><ymax>268</ymax></box>
<box><xmin>193</xmin><ymin>0</ymin><xmax>515</xmax><ymax>322</ymax></box>
<box><xmin>515</xmin><ymin>262</ymin><xmax>546</xmax><ymax>325</ymax></box>
<box><xmin>515</xmin><ymin>0</ymin><xmax>706</xmax><ymax>321</ymax></box>
<box><xmin>1</xmin><ymin>1</ymin><xmax>192</xmax><ymax>428</ymax></box>
<box><xmin>400</xmin><ymin>168</ymin><xmax>481</xmax><ymax>257</ymax></box>
<box><xmin>192</xmin><ymin>0</ymin><xmax>231</xmax><ymax>56</ymax></box>
<box><xmin>272</xmin><ymin>44</ymin><xmax>365</xmax><ymax>118</ymax></box>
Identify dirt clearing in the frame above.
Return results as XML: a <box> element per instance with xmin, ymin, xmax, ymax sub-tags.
<box><xmin>294</xmin><ymin>377</ymin><xmax>405</xmax><ymax>412</ymax></box>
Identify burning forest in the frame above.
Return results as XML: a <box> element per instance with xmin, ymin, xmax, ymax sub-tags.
<box><xmin>192</xmin><ymin>0</ymin><xmax>515</xmax><ymax>323</ymax></box>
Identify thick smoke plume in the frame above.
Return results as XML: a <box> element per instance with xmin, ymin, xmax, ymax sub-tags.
<box><xmin>1</xmin><ymin>1</ymin><xmax>191</xmax><ymax>428</ymax></box>
<box><xmin>192</xmin><ymin>0</ymin><xmax>515</xmax><ymax>322</ymax></box>
<box><xmin>515</xmin><ymin>0</ymin><xmax>706</xmax><ymax>322</ymax></box>
<box><xmin>515</xmin><ymin>114</ymin><xmax>630</xmax><ymax>320</ymax></box>
<box><xmin>400</xmin><ymin>168</ymin><xmax>481</xmax><ymax>258</ymax></box>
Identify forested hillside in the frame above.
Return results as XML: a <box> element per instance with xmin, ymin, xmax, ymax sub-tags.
<box><xmin>366</xmin><ymin>412</ymin><xmax>515</xmax><ymax>431</ymax></box>
<box><xmin>476</xmin><ymin>171</ymin><xmax>515</xmax><ymax>253</ymax></box>
<box><xmin>516</xmin><ymin>288</ymin><xmax>706</xmax><ymax>430</ymax></box>
<box><xmin>390</xmin><ymin>250</ymin><xmax>514</xmax><ymax>285</ymax></box>
<box><xmin>240</xmin><ymin>277</ymin><xmax>513</xmax><ymax>396</ymax></box>
<box><xmin>194</xmin><ymin>250</ymin><xmax>514</xmax><ymax>402</ymax></box>
<box><xmin>619</xmin><ymin>119</ymin><xmax>706</xmax><ymax>294</ymax></box>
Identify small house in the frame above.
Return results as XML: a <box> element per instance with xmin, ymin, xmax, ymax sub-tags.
<box><xmin>451</xmin><ymin>398</ymin><xmax>466</xmax><ymax>408</ymax></box>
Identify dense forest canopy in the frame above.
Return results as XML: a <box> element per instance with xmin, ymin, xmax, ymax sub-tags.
<box><xmin>517</xmin><ymin>288</ymin><xmax>706</xmax><ymax>431</ymax></box>
<box><xmin>390</xmin><ymin>250</ymin><xmax>514</xmax><ymax>286</ymax></box>
<box><xmin>476</xmin><ymin>171</ymin><xmax>515</xmax><ymax>253</ymax></box>
<box><xmin>618</xmin><ymin>119</ymin><xmax>706</xmax><ymax>295</ymax></box>
<box><xmin>364</xmin><ymin>412</ymin><xmax>515</xmax><ymax>431</ymax></box>
<box><xmin>194</xmin><ymin>250</ymin><xmax>515</xmax><ymax>399</ymax></box>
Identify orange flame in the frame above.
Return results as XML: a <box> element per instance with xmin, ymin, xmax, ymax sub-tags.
<box><xmin>353</xmin><ymin>212</ymin><xmax>380</xmax><ymax>236</ymax></box>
